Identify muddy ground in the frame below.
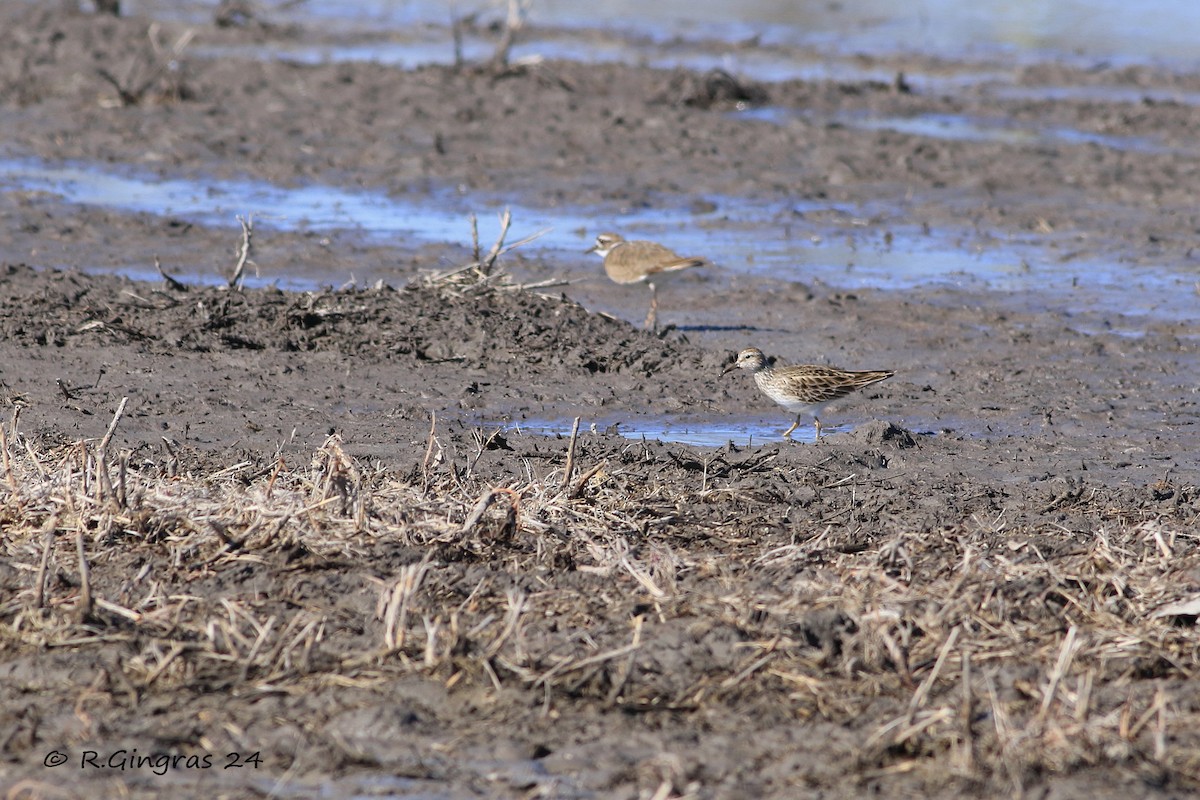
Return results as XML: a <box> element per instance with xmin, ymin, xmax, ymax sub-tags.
<box><xmin>2</xmin><ymin>4</ymin><xmax>1200</xmax><ymax>799</ymax></box>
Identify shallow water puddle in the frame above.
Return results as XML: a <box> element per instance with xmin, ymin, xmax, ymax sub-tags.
<box><xmin>506</xmin><ymin>417</ymin><xmax>838</xmax><ymax>447</ymax></box>
<box><xmin>506</xmin><ymin>415</ymin><xmax>1018</xmax><ymax>448</ymax></box>
<box><xmin>0</xmin><ymin>156</ymin><xmax>992</xmax><ymax>292</ymax></box>
<box><xmin>132</xmin><ymin>0</ymin><xmax>1200</xmax><ymax>66</ymax></box>
<box><xmin>191</xmin><ymin>34</ymin><xmax>1010</xmax><ymax>91</ymax></box>
<box><xmin>0</xmin><ymin>156</ymin><xmax>792</xmax><ymax>258</ymax></box>
<box><xmin>2</xmin><ymin>157</ymin><xmax>1195</xmax><ymax>321</ymax></box>
<box><xmin>738</xmin><ymin>107</ymin><xmax>1184</xmax><ymax>155</ymax></box>
<box><xmin>0</xmin><ymin>158</ymin><xmax>578</xmax><ymax>244</ymax></box>
<box><xmin>989</xmin><ymin>83</ymin><xmax>1200</xmax><ymax>107</ymax></box>
<box><xmin>190</xmin><ymin>32</ymin><xmax>1200</xmax><ymax>125</ymax></box>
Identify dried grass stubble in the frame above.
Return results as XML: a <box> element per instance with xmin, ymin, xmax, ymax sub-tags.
<box><xmin>2</xmin><ymin>333</ymin><xmax>1200</xmax><ymax>791</ymax></box>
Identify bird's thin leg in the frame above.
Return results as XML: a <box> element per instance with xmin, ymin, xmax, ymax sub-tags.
<box><xmin>813</xmin><ymin>418</ymin><xmax>823</xmax><ymax>442</ymax></box>
<box><xmin>644</xmin><ymin>284</ymin><xmax>659</xmax><ymax>330</ymax></box>
<box><xmin>783</xmin><ymin>417</ymin><xmax>800</xmax><ymax>439</ymax></box>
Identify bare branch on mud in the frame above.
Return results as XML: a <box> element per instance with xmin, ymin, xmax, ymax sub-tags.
<box><xmin>98</xmin><ymin>396</ymin><xmax>129</xmax><ymax>455</ymax></box>
<box><xmin>461</xmin><ymin>488</ymin><xmax>500</xmax><ymax>534</ymax></box>
<box><xmin>228</xmin><ymin>213</ymin><xmax>255</xmax><ymax>290</ymax></box>
<box><xmin>561</xmin><ymin>416</ymin><xmax>581</xmax><ymax>490</ymax></box>
<box><xmin>450</xmin><ymin>4</ymin><xmax>468</xmax><ymax>69</ymax></box>
<box><xmin>74</xmin><ymin>529</ymin><xmax>93</xmax><ymax>622</ymax></box>
<box><xmin>426</xmin><ymin>209</ymin><xmax>548</xmax><ymax>286</ymax></box>
<box><xmin>155</xmin><ymin>254</ymin><xmax>189</xmax><ymax>292</ymax></box>
<box><xmin>489</xmin><ymin>0</ymin><xmax>531</xmax><ymax>70</ymax></box>
<box><xmin>470</xmin><ymin>211</ymin><xmax>480</xmax><ymax>262</ymax></box>
<box><xmin>569</xmin><ymin>462</ymin><xmax>605</xmax><ymax>499</ymax></box>
<box><xmin>0</xmin><ymin>422</ymin><xmax>19</xmax><ymax>507</ymax></box>
<box><xmin>479</xmin><ymin>207</ymin><xmax>512</xmax><ymax>275</ymax></box>
<box><xmin>33</xmin><ymin>517</ymin><xmax>57</xmax><ymax>610</ymax></box>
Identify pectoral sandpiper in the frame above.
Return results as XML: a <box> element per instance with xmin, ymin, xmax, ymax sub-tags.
<box><xmin>722</xmin><ymin>347</ymin><xmax>894</xmax><ymax>441</ymax></box>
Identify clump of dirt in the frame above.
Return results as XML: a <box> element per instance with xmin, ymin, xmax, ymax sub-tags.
<box><xmin>0</xmin><ymin>263</ymin><xmax>695</xmax><ymax>376</ymax></box>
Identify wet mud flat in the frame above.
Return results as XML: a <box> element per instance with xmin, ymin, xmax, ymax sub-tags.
<box><xmin>2</xmin><ymin>263</ymin><xmax>1199</xmax><ymax>800</ymax></box>
<box><xmin>2</xmin><ymin>4</ymin><xmax>1200</xmax><ymax>799</ymax></box>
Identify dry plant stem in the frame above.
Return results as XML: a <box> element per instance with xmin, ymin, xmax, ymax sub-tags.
<box><xmin>141</xmin><ymin>643</ymin><xmax>187</xmax><ymax>688</ymax></box>
<box><xmin>620</xmin><ymin>555</ymin><xmax>665</xmax><ymax>598</ymax></box>
<box><xmin>451</xmin><ymin>7</ymin><xmax>465</xmax><ymax>69</ymax></box>
<box><xmin>0</xmin><ymin>423</ymin><xmax>19</xmax><ymax>506</ymax></box>
<box><xmin>960</xmin><ymin>646</ymin><xmax>974</xmax><ymax>772</ymax></box>
<box><xmin>266</xmin><ymin>457</ymin><xmax>285</xmax><ymax>499</ymax></box>
<box><xmin>426</xmin><ymin>211</ymin><xmax>510</xmax><ymax>282</ymax></box>
<box><xmin>470</xmin><ymin>212</ymin><xmax>480</xmax><ymax>262</ymax></box>
<box><xmin>461</xmin><ymin>487</ymin><xmax>520</xmax><ymax>535</ymax></box>
<box><xmin>155</xmin><ymin>254</ymin><xmax>188</xmax><ymax>291</ymax></box>
<box><xmin>480</xmin><ymin>208</ymin><xmax>512</xmax><ymax>275</ymax></box>
<box><xmin>116</xmin><ymin>450</ymin><xmax>129</xmax><ymax>506</ymax></box>
<box><xmin>380</xmin><ymin>553</ymin><xmax>435</xmax><ymax>651</ymax></box>
<box><xmin>95</xmin><ymin>25</ymin><xmax>194</xmax><ymax>105</ymax></box>
<box><xmin>570</xmin><ymin>462</ymin><xmax>605</xmax><ymax>499</ymax></box>
<box><xmin>505</xmin><ymin>276</ymin><xmax>578</xmax><ymax>292</ymax></box>
<box><xmin>562</xmin><ymin>416</ymin><xmax>581</xmax><ymax>489</ymax></box>
<box><xmin>427</xmin><ymin>210</ymin><xmax>548</xmax><ymax>282</ymax></box>
<box><xmin>1038</xmin><ymin>625</ymin><xmax>1079</xmax><ymax>724</ymax></box>
<box><xmin>229</xmin><ymin>213</ymin><xmax>253</xmax><ymax>289</ymax></box>
<box><xmin>490</xmin><ymin>0</ymin><xmax>528</xmax><ymax>69</ymax></box>
<box><xmin>421</xmin><ymin>411</ymin><xmax>439</xmax><ymax>491</ymax></box>
<box><xmin>534</xmin><ymin>636</ymin><xmax>643</xmax><ymax>689</ymax></box>
<box><xmin>33</xmin><ymin>517</ymin><xmax>57</xmax><ymax>609</ymax></box>
<box><xmin>906</xmin><ymin>625</ymin><xmax>961</xmax><ymax>725</ymax></box>
<box><xmin>75</xmin><ymin>528</ymin><xmax>93</xmax><ymax>622</ymax></box>
<box><xmin>98</xmin><ymin>396</ymin><xmax>130</xmax><ymax>454</ymax></box>
<box><xmin>492</xmin><ymin>225</ymin><xmax>550</xmax><ymax>264</ymax></box>
<box><xmin>94</xmin><ymin>444</ymin><xmax>115</xmax><ymax>506</ymax></box>
<box><xmin>1154</xmin><ymin>685</ymin><xmax>1168</xmax><ymax>762</ymax></box>
<box><xmin>1074</xmin><ymin>668</ymin><xmax>1094</xmax><ymax>724</ymax></box>
<box><xmin>604</xmin><ymin>614</ymin><xmax>645</xmax><ymax>705</ymax></box>
<box><xmin>483</xmin><ymin>589</ymin><xmax>526</xmax><ymax>659</ymax></box>
<box><xmin>461</xmin><ymin>489</ymin><xmax>498</xmax><ymax>534</ymax></box>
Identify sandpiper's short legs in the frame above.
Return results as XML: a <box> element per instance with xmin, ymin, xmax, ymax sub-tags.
<box><xmin>721</xmin><ymin>347</ymin><xmax>894</xmax><ymax>444</ymax></box>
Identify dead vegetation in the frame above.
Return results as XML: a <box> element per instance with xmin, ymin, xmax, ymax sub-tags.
<box><xmin>2</xmin><ymin>350</ymin><xmax>1200</xmax><ymax>796</ymax></box>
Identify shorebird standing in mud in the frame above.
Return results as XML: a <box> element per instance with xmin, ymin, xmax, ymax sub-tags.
<box><xmin>586</xmin><ymin>232</ymin><xmax>706</xmax><ymax>330</ymax></box>
<box><xmin>723</xmin><ymin>347</ymin><xmax>894</xmax><ymax>441</ymax></box>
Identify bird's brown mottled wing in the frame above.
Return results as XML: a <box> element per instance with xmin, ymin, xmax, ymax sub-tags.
<box><xmin>605</xmin><ymin>240</ymin><xmax>706</xmax><ymax>283</ymax></box>
<box><xmin>773</xmin><ymin>365</ymin><xmax>894</xmax><ymax>404</ymax></box>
